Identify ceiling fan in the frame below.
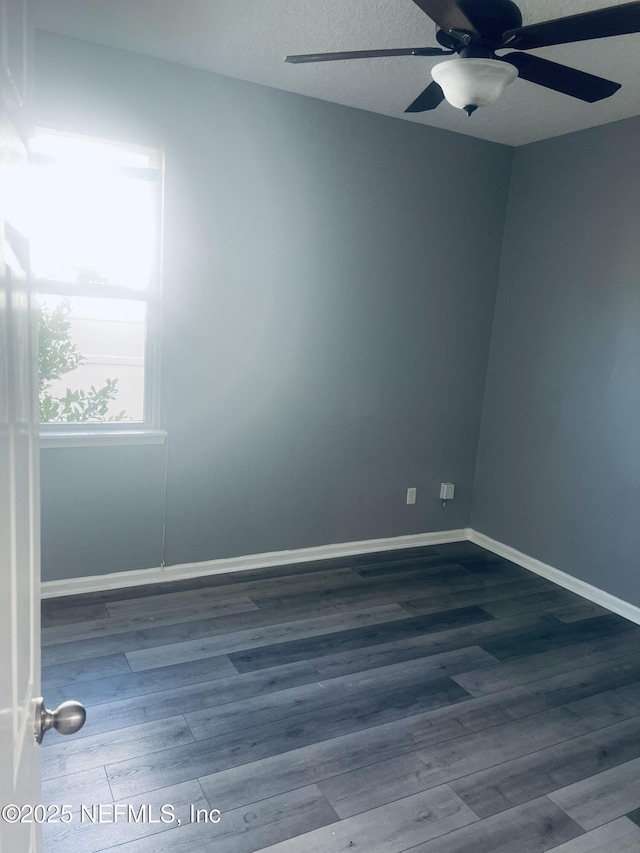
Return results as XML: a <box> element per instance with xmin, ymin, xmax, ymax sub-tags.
<box><xmin>285</xmin><ymin>0</ymin><xmax>640</xmax><ymax>116</ymax></box>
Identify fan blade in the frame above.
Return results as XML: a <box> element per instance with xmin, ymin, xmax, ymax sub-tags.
<box><xmin>285</xmin><ymin>47</ymin><xmax>447</xmax><ymax>63</ymax></box>
<box><xmin>405</xmin><ymin>81</ymin><xmax>446</xmax><ymax>112</ymax></box>
<box><xmin>501</xmin><ymin>53</ymin><xmax>621</xmax><ymax>102</ymax></box>
<box><xmin>410</xmin><ymin>0</ymin><xmax>479</xmax><ymax>35</ymax></box>
<box><xmin>502</xmin><ymin>1</ymin><xmax>640</xmax><ymax>50</ymax></box>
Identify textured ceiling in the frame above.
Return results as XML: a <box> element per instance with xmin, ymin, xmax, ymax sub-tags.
<box><xmin>35</xmin><ymin>0</ymin><xmax>640</xmax><ymax>145</ymax></box>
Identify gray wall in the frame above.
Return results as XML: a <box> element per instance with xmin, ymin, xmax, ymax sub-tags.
<box><xmin>472</xmin><ymin>117</ymin><xmax>640</xmax><ymax>605</ymax></box>
<box><xmin>37</xmin><ymin>33</ymin><xmax>512</xmax><ymax>580</ymax></box>
<box><xmin>40</xmin><ymin>446</ymin><xmax>166</xmax><ymax>578</ymax></box>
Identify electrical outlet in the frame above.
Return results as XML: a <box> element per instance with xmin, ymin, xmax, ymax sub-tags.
<box><xmin>406</xmin><ymin>487</ymin><xmax>417</xmax><ymax>505</ymax></box>
<box><xmin>439</xmin><ymin>483</ymin><xmax>455</xmax><ymax>501</ymax></box>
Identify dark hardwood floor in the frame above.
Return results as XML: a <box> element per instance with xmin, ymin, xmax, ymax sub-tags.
<box><xmin>40</xmin><ymin>541</ymin><xmax>640</xmax><ymax>852</ymax></box>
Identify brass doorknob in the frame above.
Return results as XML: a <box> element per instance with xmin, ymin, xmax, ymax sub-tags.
<box><xmin>34</xmin><ymin>698</ymin><xmax>86</xmax><ymax>744</ymax></box>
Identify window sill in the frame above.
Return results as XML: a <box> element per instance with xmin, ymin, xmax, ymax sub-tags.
<box><xmin>39</xmin><ymin>429</ymin><xmax>168</xmax><ymax>449</ymax></box>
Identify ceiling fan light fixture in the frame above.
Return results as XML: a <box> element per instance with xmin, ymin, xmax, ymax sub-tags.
<box><xmin>431</xmin><ymin>57</ymin><xmax>518</xmax><ymax>113</ymax></box>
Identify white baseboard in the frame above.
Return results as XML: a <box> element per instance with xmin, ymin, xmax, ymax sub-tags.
<box><xmin>468</xmin><ymin>529</ymin><xmax>640</xmax><ymax>626</ymax></box>
<box><xmin>41</xmin><ymin>528</ymin><xmax>470</xmax><ymax>599</ymax></box>
<box><xmin>42</xmin><ymin>524</ymin><xmax>640</xmax><ymax>627</ymax></box>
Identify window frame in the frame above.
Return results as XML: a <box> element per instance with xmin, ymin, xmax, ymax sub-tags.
<box><xmin>33</xmin><ymin>127</ymin><xmax>166</xmax><ymax>446</ymax></box>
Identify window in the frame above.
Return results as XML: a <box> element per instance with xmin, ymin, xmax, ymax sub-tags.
<box><xmin>32</xmin><ymin>128</ymin><xmax>164</xmax><ymax>443</ymax></box>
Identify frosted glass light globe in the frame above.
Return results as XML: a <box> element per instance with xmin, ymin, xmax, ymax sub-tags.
<box><xmin>431</xmin><ymin>58</ymin><xmax>518</xmax><ymax>112</ymax></box>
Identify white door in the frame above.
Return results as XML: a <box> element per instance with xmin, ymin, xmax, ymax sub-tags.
<box><xmin>0</xmin><ymin>1</ymin><xmax>42</xmax><ymax>851</ymax></box>
<box><xmin>0</xmin><ymin>135</ymin><xmax>42</xmax><ymax>853</ymax></box>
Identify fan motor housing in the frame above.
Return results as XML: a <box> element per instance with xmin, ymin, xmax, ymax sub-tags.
<box><xmin>436</xmin><ymin>0</ymin><xmax>523</xmax><ymax>48</ymax></box>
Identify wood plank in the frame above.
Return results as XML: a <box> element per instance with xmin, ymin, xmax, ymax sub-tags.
<box><xmin>185</xmin><ymin>651</ymin><xmax>493</xmax><ymax>741</ymax></box>
<box><xmin>350</xmin><ymin>544</ymin><xmax>478</xmax><ymax>565</ymax></box>
<box><xmin>549</xmin><ymin>755</ymin><xmax>640</xmax><ymax>830</ymax></box>
<box><xmin>478</xmin><ymin>614</ymin><xmax>637</xmax><ymax>661</ymax></box>
<box><xmin>430</xmin><ymin>542</ymin><xmax>487</xmax><ymax>558</ymax></box>
<box><xmin>253</xmin><ymin>566</ymin><xmax>477</xmax><ymax>615</ymax></box>
<box><xmin>453</xmin><ymin>552</ymin><xmax>515</xmax><ymax>567</ymax></box>
<box><xmin>249</xmin><ymin>785</ymin><xmax>476</xmax><ymax>853</ymax></box>
<box><xmin>401</xmin><ymin>575</ymin><xmax>556</xmax><ymax>615</ymax></box>
<box><xmin>44</xmin><ymin>653</ymin><xmax>239</xmax><ymax>710</ymax></box>
<box><xmin>354</xmin><ymin>561</ymin><xmax>471</xmax><ymax>580</ymax></box>
<box><xmin>544</xmin><ymin>819</ymin><xmax>640</xmax><ymax>853</ymax></box>
<box><xmin>354</xmin><ymin>555</ymin><xmax>462</xmax><ymax>577</ymax></box>
<box><xmin>125</xmin><ymin>604</ymin><xmax>412</xmax><ymax>672</ymax></box>
<box><xmin>252</xmin><ymin>562</ymin><xmax>469</xmax><ymax>601</ymax></box>
<box><xmin>41</xmin><ymin>766</ymin><xmax>112</xmax><ymax>814</ymax></box>
<box><xmin>102</xmin><ymin>784</ymin><xmax>338</xmax><ymax>853</ymax></box>
<box><xmin>453</xmin><ymin>634</ymin><xmax>640</xmax><ymax>697</ymax></box>
<box><xmin>369</xmin><ymin>564</ymin><xmax>539</xmax><ymax>595</ymax></box>
<box><xmin>42</xmin><ymin>653</ymin><xmax>131</xmax><ymax>689</ymax></box>
<box><xmin>41</xmin><ymin>595</ymin><xmax>259</xmax><ymax>646</ymax></box>
<box><xmin>307</xmin><ymin>613</ymin><xmax>550</xmax><ymax>680</ymax></box>
<box><xmin>42</xmin><ymin>601</ymin><xmax>407</xmax><ymax>667</ymax></box>
<box><xmin>396</xmin><ymin>796</ymin><xmax>582</xmax><ymax>853</ymax></box>
<box><xmin>106</xmin><ymin>677</ymin><xmax>470</xmax><ymax>800</ymax></box>
<box><xmin>47</xmin><ymin>661</ymin><xmax>319</xmax><ymax>739</ymax></box>
<box><xmin>554</xmin><ymin>602</ymin><xmax>610</xmax><ymax>623</ymax></box>
<box><xmin>626</xmin><ymin>806</ymin><xmax>640</xmax><ymax>828</ymax></box>
<box><xmin>273</xmin><ymin>563</ymin><xmax>558</xmax><ymax>617</ymax></box>
<box><xmin>457</xmin><ymin>559</ymin><xmax>537</xmax><ymax>582</ymax></box>
<box><xmin>316</xmin><ymin>680</ymin><xmax>640</xmax><ymax>819</ymax></box>
<box><xmin>42</xmin><ymin>780</ymin><xmax>209</xmax><ymax>853</ymax></box>
<box><xmin>41</xmin><ymin>715</ymin><xmax>194</xmax><ymax>781</ymax></box>
<box><xmin>450</xmin><ymin>712</ymin><xmax>640</xmax><ymax>818</ymax></box>
<box><xmin>228</xmin><ymin>605</ymin><xmax>494</xmax><ymax>673</ymax></box>
<box><xmin>104</xmin><ymin>568</ymin><xmax>360</xmax><ymax>617</ymax></box>
<box><xmin>197</xmin><ymin>686</ymin><xmax>546</xmax><ymax>813</ymax></box>
<box><xmin>481</xmin><ymin>589</ymin><xmax>583</xmax><ymax>618</ymax></box>
<box><xmin>41</xmin><ymin>601</ymin><xmax>110</xmax><ymax>628</ymax></box>
<box><xmin>525</xmin><ymin>654</ymin><xmax>640</xmax><ymax>708</ymax></box>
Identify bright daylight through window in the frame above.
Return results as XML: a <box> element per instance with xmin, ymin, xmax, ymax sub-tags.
<box><xmin>32</xmin><ymin>128</ymin><xmax>162</xmax><ymax>432</ymax></box>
